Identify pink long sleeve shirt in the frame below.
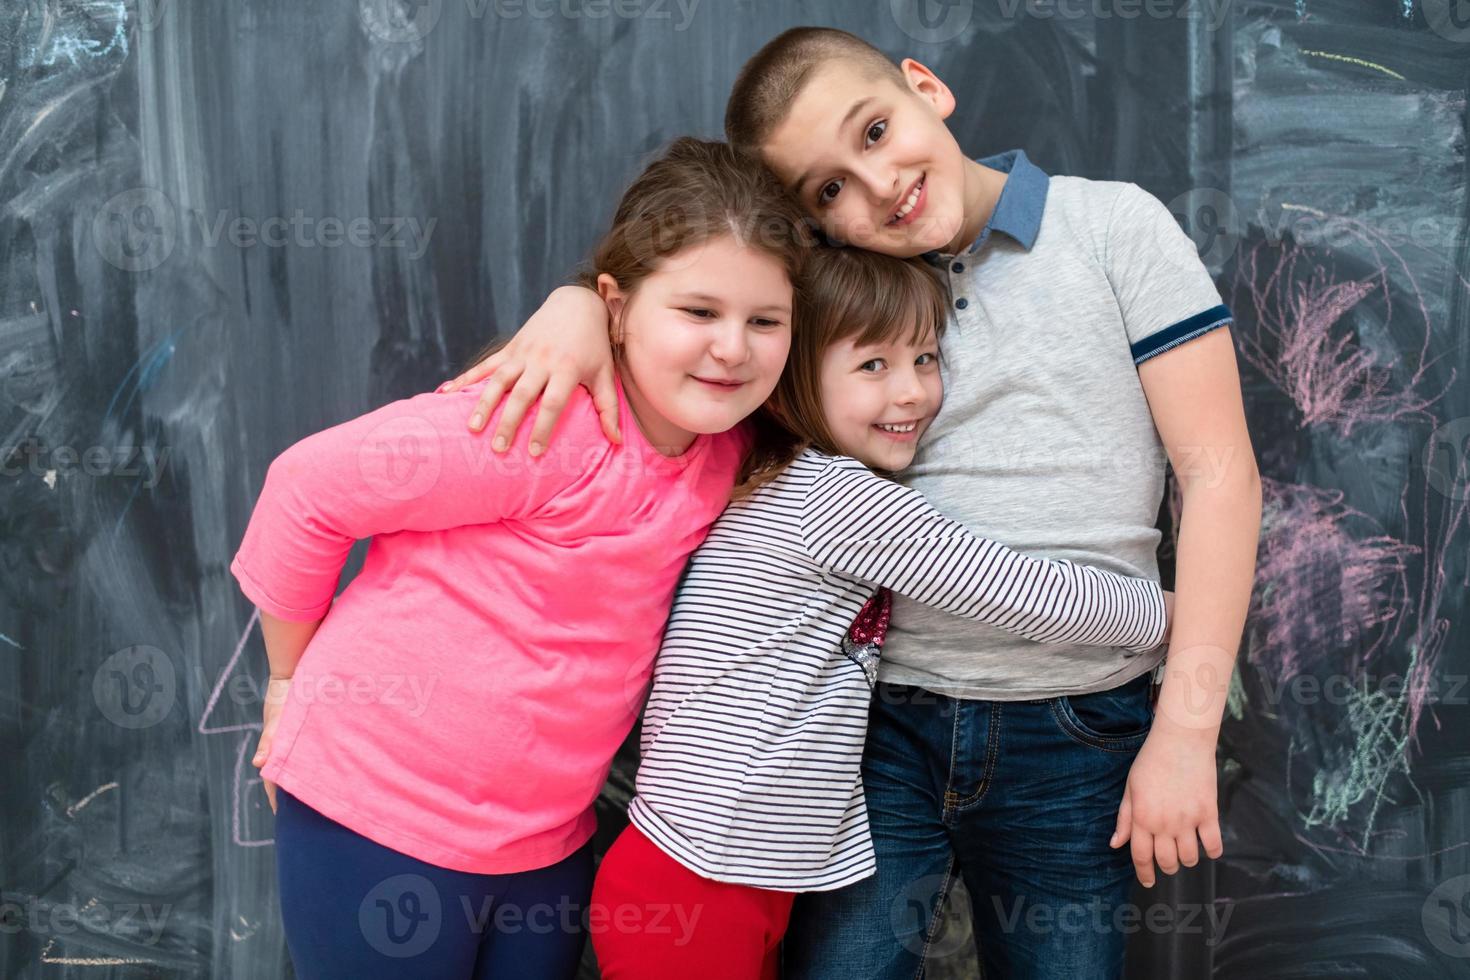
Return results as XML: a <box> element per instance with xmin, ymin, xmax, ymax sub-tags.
<box><xmin>230</xmin><ymin>374</ymin><xmax>750</xmax><ymax>873</ymax></box>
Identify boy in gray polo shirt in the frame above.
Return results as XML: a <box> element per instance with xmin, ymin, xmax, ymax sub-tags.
<box><xmin>445</xmin><ymin>27</ymin><xmax>1261</xmax><ymax>980</ymax></box>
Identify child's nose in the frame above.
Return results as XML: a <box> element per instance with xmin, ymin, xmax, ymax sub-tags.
<box><xmin>710</xmin><ymin>322</ymin><xmax>749</xmax><ymax>363</ymax></box>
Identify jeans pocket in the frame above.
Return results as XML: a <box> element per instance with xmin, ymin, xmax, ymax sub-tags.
<box><xmin>1049</xmin><ymin>673</ymin><xmax>1154</xmax><ymax>753</ymax></box>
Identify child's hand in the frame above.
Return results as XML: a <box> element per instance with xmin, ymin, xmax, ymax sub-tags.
<box><xmin>1109</xmin><ymin>724</ymin><xmax>1223</xmax><ymax>887</ymax></box>
<box><xmin>253</xmin><ymin>676</ymin><xmax>292</xmax><ymax>814</ymax></box>
<box><xmin>441</xmin><ymin>285</ymin><xmax>621</xmax><ymax>456</ymax></box>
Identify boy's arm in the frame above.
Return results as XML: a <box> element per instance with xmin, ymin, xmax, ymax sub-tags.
<box><xmin>1098</xmin><ymin>182</ymin><xmax>1264</xmax><ymax>886</ymax></box>
<box><xmin>440</xmin><ymin>285</ymin><xmax>621</xmax><ymax>456</ymax></box>
<box><xmin>1113</xmin><ymin>327</ymin><xmax>1262</xmax><ymax>886</ymax></box>
<box><xmin>801</xmin><ymin>458</ymin><xmax>1171</xmax><ymax>651</ymax></box>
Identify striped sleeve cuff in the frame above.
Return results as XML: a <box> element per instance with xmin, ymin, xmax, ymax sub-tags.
<box><xmin>1130</xmin><ymin>303</ymin><xmax>1233</xmax><ymax>366</ymax></box>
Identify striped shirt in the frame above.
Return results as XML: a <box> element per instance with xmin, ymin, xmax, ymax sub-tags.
<box><xmin>627</xmin><ymin>448</ymin><xmax>1168</xmax><ymax>891</ymax></box>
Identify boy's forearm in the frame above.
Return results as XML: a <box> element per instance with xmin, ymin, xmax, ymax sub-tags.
<box><xmin>1152</xmin><ymin>469</ymin><xmax>1263</xmax><ymax>740</ymax></box>
<box><xmin>259</xmin><ymin>610</ymin><xmax>325</xmax><ymax>679</ymax></box>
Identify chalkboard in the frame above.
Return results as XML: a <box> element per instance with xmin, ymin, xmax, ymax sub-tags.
<box><xmin>1</xmin><ymin>1</ymin><xmax>1466</xmax><ymax>977</ymax></box>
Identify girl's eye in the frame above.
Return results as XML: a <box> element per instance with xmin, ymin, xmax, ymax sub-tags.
<box><xmin>818</xmin><ymin>179</ymin><xmax>843</xmax><ymax>206</ymax></box>
<box><xmin>865</xmin><ymin>119</ymin><xmax>886</xmax><ymax>147</ymax></box>
<box><xmin>683</xmin><ymin>308</ymin><xmax>716</xmax><ymax>319</ymax></box>
<box><xmin>751</xmin><ymin>318</ymin><xmax>782</xmax><ymax>329</ymax></box>
<box><xmin>860</xmin><ymin>358</ymin><xmax>885</xmax><ymax>372</ymax></box>
<box><xmin>916</xmin><ymin>352</ymin><xmax>938</xmax><ymax>366</ymax></box>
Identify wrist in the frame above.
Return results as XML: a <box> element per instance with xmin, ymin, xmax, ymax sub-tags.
<box><xmin>1148</xmin><ymin>710</ymin><xmax>1222</xmax><ymax>745</ymax></box>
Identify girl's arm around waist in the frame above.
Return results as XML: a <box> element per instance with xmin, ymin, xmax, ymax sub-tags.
<box><xmin>799</xmin><ymin>457</ymin><xmax>1167</xmax><ymax>652</ymax></box>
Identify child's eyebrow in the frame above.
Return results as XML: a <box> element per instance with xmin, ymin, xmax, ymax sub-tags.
<box><xmin>791</xmin><ymin>96</ymin><xmax>876</xmax><ymax>198</ymax></box>
<box><xmin>672</xmin><ymin>292</ymin><xmax>790</xmax><ymax>316</ymax></box>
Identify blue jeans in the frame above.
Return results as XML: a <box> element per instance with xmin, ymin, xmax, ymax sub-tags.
<box><xmin>782</xmin><ymin>672</ymin><xmax>1154</xmax><ymax>980</ymax></box>
<box><xmin>274</xmin><ymin>788</ymin><xmax>594</xmax><ymax>979</ymax></box>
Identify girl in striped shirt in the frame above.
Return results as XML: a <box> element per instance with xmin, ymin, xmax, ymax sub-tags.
<box><xmin>585</xmin><ymin>246</ymin><xmax>1173</xmax><ymax>979</ymax></box>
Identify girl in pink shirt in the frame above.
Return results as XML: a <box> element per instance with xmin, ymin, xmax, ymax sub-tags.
<box><xmin>230</xmin><ymin>138</ymin><xmax>811</xmax><ymax>979</ymax></box>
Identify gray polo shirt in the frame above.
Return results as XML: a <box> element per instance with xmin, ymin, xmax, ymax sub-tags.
<box><xmin>881</xmin><ymin>149</ymin><xmax>1232</xmax><ymax>700</ymax></box>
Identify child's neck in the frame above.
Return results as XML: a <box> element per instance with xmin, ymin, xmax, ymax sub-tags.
<box><xmin>944</xmin><ymin>157</ymin><xmax>1009</xmax><ymax>256</ymax></box>
<box><xmin>617</xmin><ymin>362</ymin><xmax>696</xmax><ymax>458</ymax></box>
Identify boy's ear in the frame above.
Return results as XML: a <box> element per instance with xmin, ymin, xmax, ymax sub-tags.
<box><xmin>898</xmin><ymin>58</ymin><xmax>956</xmax><ymax>120</ymax></box>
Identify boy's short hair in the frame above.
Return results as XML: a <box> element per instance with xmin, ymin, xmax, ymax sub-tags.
<box><xmin>725</xmin><ymin>27</ymin><xmax>905</xmax><ymax>157</ymax></box>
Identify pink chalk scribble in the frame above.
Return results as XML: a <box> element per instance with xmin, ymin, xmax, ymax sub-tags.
<box><xmin>1231</xmin><ymin>214</ymin><xmax>1448</xmax><ymax>437</ymax></box>
<box><xmin>1248</xmin><ymin>477</ymin><xmax>1417</xmax><ymax>680</ymax></box>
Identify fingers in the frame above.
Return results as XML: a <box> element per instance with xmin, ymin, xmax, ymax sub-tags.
<box><xmin>1153</xmin><ymin>835</ymin><xmax>1180</xmax><ymax>878</ymax></box>
<box><xmin>591</xmin><ymin>365</ymin><xmax>622</xmax><ymax>445</ymax></box>
<box><xmin>1110</xmin><ymin>785</ymin><xmax>1133</xmax><ymax>849</ymax></box>
<box><xmin>1131</xmin><ymin>830</ymin><xmax>1156</xmax><ymax>888</ymax></box>
<box><xmin>527</xmin><ymin>375</ymin><xmax>578</xmax><ymax>457</ymax></box>
<box><xmin>252</xmin><ymin>737</ymin><xmax>268</xmax><ymax>768</ymax></box>
<box><xmin>265</xmin><ymin>779</ymin><xmax>278</xmax><ymax>814</ymax></box>
<box><xmin>489</xmin><ymin>368</ymin><xmax>549</xmax><ymax>452</ymax></box>
<box><xmin>1200</xmin><ymin>816</ymin><xmax>1225</xmax><ymax>860</ymax></box>
<box><xmin>469</xmin><ymin>358</ymin><xmax>520</xmax><ymax>432</ymax></box>
<box><xmin>1177</xmin><ymin>830</ymin><xmax>1201</xmax><ymax>869</ymax></box>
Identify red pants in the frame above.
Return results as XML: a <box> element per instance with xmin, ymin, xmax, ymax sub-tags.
<box><xmin>590</xmin><ymin>822</ymin><xmax>795</xmax><ymax>979</ymax></box>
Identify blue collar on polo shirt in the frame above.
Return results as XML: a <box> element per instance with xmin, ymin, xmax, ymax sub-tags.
<box><xmin>925</xmin><ymin>148</ymin><xmax>1050</xmax><ymax>260</ymax></box>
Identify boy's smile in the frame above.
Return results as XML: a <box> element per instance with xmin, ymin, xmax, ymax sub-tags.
<box><xmin>760</xmin><ymin>59</ymin><xmax>1002</xmax><ymax>258</ymax></box>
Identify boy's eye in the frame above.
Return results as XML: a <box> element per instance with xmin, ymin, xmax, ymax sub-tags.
<box><xmin>916</xmin><ymin>352</ymin><xmax>938</xmax><ymax>366</ymax></box>
<box><xmin>816</xmin><ymin>120</ymin><xmax>887</xmax><ymax>208</ymax></box>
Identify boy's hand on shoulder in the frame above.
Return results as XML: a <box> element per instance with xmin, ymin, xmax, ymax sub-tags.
<box><xmin>1110</xmin><ymin>719</ymin><xmax>1223</xmax><ymax>887</ymax></box>
<box><xmin>439</xmin><ymin>285</ymin><xmax>621</xmax><ymax>457</ymax></box>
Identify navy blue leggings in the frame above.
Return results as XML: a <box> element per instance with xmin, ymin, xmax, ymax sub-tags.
<box><xmin>274</xmin><ymin>788</ymin><xmax>594</xmax><ymax>979</ymax></box>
